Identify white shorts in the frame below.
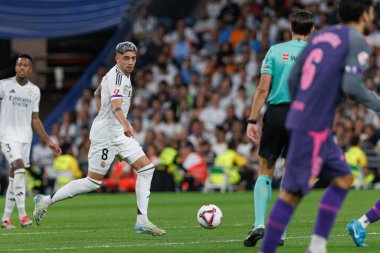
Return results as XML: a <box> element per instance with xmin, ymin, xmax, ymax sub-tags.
<box><xmin>1</xmin><ymin>141</ymin><xmax>31</xmax><ymax>167</ymax></box>
<box><xmin>88</xmin><ymin>137</ymin><xmax>145</xmax><ymax>175</ymax></box>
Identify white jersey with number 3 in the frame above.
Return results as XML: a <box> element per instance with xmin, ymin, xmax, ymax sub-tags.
<box><xmin>90</xmin><ymin>65</ymin><xmax>133</xmax><ymax>143</ymax></box>
<box><xmin>0</xmin><ymin>77</ymin><xmax>40</xmax><ymax>143</ymax></box>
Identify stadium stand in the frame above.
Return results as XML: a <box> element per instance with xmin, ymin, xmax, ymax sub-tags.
<box><xmin>0</xmin><ymin>0</ymin><xmax>380</xmax><ymax>194</ymax></box>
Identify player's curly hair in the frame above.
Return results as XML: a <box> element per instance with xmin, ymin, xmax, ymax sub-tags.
<box><xmin>115</xmin><ymin>41</ymin><xmax>137</xmax><ymax>54</ymax></box>
<box><xmin>338</xmin><ymin>0</ymin><xmax>373</xmax><ymax>23</ymax></box>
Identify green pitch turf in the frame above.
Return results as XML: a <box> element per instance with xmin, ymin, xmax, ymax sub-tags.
<box><xmin>0</xmin><ymin>190</ymin><xmax>379</xmax><ymax>252</ymax></box>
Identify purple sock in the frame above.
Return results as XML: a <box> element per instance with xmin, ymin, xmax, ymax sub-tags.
<box><xmin>314</xmin><ymin>185</ymin><xmax>348</xmax><ymax>239</ymax></box>
<box><xmin>260</xmin><ymin>199</ymin><xmax>294</xmax><ymax>253</ymax></box>
<box><xmin>365</xmin><ymin>199</ymin><xmax>380</xmax><ymax>223</ymax></box>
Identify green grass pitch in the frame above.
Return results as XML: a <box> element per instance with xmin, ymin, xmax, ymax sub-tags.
<box><xmin>1</xmin><ymin>190</ymin><xmax>379</xmax><ymax>252</ymax></box>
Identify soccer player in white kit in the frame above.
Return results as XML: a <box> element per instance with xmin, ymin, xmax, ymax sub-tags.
<box><xmin>0</xmin><ymin>54</ymin><xmax>62</xmax><ymax>229</ymax></box>
<box><xmin>33</xmin><ymin>42</ymin><xmax>166</xmax><ymax>236</ymax></box>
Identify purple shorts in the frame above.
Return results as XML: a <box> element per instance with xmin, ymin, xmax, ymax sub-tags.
<box><xmin>282</xmin><ymin>129</ymin><xmax>351</xmax><ymax>196</ymax></box>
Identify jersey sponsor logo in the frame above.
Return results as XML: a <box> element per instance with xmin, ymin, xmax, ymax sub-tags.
<box><xmin>357</xmin><ymin>51</ymin><xmax>369</xmax><ymax>67</ymax></box>
<box><xmin>291</xmin><ymin>55</ymin><xmax>298</xmax><ymax>61</ymax></box>
<box><xmin>282</xmin><ymin>53</ymin><xmax>289</xmax><ymax>61</ymax></box>
<box><xmin>112</xmin><ymin>88</ymin><xmax>123</xmax><ymax>98</ymax></box>
<box><xmin>10</xmin><ymin>89</ymin><xmax>15</xmax><ymax>93</ymax></box>
<box><xmin>263</xmin><ymin>64</ymin><xmax>269</xmax><ymax>69</ymax></box>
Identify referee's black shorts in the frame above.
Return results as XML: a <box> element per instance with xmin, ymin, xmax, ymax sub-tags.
<box><xmin>259</xmin><ymin>103</ymin><xmax>290</xmax><ymax>161</ymax></box>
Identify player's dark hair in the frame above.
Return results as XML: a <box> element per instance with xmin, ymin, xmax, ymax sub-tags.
<box><xmin>350</xmin><ymin>135</ymin><xmax>361</xmax><ymax>146</ymax></box>
<box><xmin>291</xmin><ymin>9</ymin><xmax>314</xmax><ymax>35</ymax></box>
<box><xmin>338</xmin><ymin>0</ymin><xmax>373</xmax><ymax>23</ymax></box>
<box><xmin>16</xmin><ymin>54</ymin><xmax>33</xmax><ymax>64</ymax></box>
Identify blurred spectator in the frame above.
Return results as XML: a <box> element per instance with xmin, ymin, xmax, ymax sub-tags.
<box><xmin>132</xmin><ymin>4</ymin><xmax>157</xmax><ymax>44</ymax></box>
<box><xmin>53</xmin><ymin>143</ymin><xmax>83</xmax><ymax>191</ymax></box>
<box><xmin>156</xmin><ymin>108</ymin><xmax>183</xmax><ymax>138</ymax></box>
<box><xmin>164</xmin><ymin>19</ymin><xmax>198</xmax><ymax>44</ymax></box>
<box><xmin>194</xmin><ymin>5</ymin><xmax>216</xmax><ymax>43</ymax></box>
<box><xmin>188</xmin><ymin>118</ymin><xmax>211</xmax><ymax>148</ymax></box>
<box><xmin>212</xmin><ymin>126</ymin><xmax>228</xmax><ymax>155</ymax></box>
<box><xmin>32</xmin><ymin>139</ymin><xmax>57</xmax><ymax>194</ymax></box>
<box><xmin>218</xmin><ymin>0</ymin><xmax>240</xmax><ymax>25</ymax></box>
<box><xmin>102</xmin><ymin>161</ymin><xmax>137</xmax><ymax>192</ymax></box>
<box><xmin>345</xmin><ymin>136</ymin><xmax>374</xmax><ymax>189</ymax></box>
<box><xmin>179</xmin><ymin>142</ymin><xmax>208</xmax><ymax>191</ymax></box>
<box><xmin>206</xmin><ymin>0</ymin><xmax>225</xmax><ymax>20</ymax></box>
<box><xmin>199</xmin><ymin>93</ymin><xmax>226</xmax><ymax>131</ymax></box>
<box><xmin>59</xmin><ymin>111</ymin><xmax>76</xmax><ymax>143</ymax></box>
<box><xmin>213</xmin><ymin>141</ymin><xmax>245</xmax><ymax>190</ymax></box>
<box><xmin>143</xmin><ymin>25</ymin><xmax>168</xmax><ymax>66</ymax></box>
<box><xmin>91</xmin><ymin>64</ymin><xmax>107</xmax><ymax>90</ymax></box>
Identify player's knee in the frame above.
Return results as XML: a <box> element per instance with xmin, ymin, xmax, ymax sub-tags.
<box><xmin>137</xmin><ymin>164</ymin><xmax>155</xmax><ymax>175</ymax></box>
<box><xmin>332</xmin><ymin>173</ymin><xmax>354</xmax><ymax>190</ymax></box>
<box><xmin>85</xmin><ymin>177</ymin><xmax>102</xmax><ymax>191</ymax></box>
<box><xmin>279</xmin><ymin>189</ymin><xmax>302</xmax><ymax>207</ymax></box>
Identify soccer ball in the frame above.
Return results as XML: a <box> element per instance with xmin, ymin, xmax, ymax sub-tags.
<box><xmin>197</xmin><ymin>204</ymin><xmax>223</xmax><ymax>229</ymax></box>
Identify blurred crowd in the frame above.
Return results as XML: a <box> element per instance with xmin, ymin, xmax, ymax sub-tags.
<box><xmin>30</xmin><ymin>0</ymin><xmax>380</xmax><ymax>194</ymax></box>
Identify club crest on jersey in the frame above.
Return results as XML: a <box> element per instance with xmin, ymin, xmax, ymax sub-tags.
<box><xmin>113</xmin><ymin>88</ymin><xmax>120</xmax><ymax>95</ymax></box>
<box><xmin>100</xmin><ymin>161</ymin><xmax>106</xmax><ymax>168</ymax></box>
<box><xmin>282</xmin><ymin>53</ymin><xmax>289</xmax><ymax>61</ymax></box>
<box><xmin>28</xmin><ymin>90</ymin><xmax>36</xmax><ymax>98</ymax></box>
<box><xmin>358</xmin><ymin>51</ymin><xmax>369</xmax><ymax>67</ymax></box>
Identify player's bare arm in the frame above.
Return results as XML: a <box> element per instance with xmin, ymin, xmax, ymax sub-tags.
<box><xmin>31</xmin><ymin>112</ymin><xmax>62</xmax><ymax>155</ymax></box>
<box><xmin>110</xmin><ymin>99</ymin><xmax>134</xmax><ymax>137</ymax></box>
<box><xmin>94</xmin><ymin>84</ymin><xmax>101</xmax><ymax>112</ymax></box>
<box><xmin>247</xmin><ymin>73</ymin><xmax>272</xmax><ymax>144</ymax></box>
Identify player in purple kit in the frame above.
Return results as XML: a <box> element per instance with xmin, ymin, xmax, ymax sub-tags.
<box><xmin>347</xmin><ymin>199</ymin><xmax>380</xmax><ymax>247</ymax></box>
<box><xmin>259</xmin><ymin>0</ymin><xmax>376</xmax><ymax>253</ymax></box>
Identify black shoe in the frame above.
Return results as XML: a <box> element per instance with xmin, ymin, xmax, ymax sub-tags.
<box><xmin>243</xmin><ymin>227</ymin><xmax>265</xmax><ymax>247</ymax></box>
<box><xmin>278</xmin><ymin>239</ymin><xmax>285</xmax><ymax>246</ymax></box>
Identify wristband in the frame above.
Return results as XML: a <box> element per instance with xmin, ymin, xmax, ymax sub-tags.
<box><xmin>247</xmin><ymin>119</ymin><xmax>257</xmax><ymax>124</ymax></box>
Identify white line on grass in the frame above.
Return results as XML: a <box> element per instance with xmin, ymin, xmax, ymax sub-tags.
<box><xmin>6</xmin><ymin>232</ymin><xmax>380</xmax><ymax>251</ymax></box>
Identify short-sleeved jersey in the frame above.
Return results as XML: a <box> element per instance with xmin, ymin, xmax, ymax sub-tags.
<box><xmin>0</xmin><ymin>77</ymin><xmax>40</xmax><ymax>143</ymax></box>
<box><xmin>286</xmin><ymin>25</ymin><xmax>371</xmax><ymax>131</ymax></box>
<box><xmin>261</xmin><ymin>40</ymin><xmax>308</xmax><ymax>105</ymax></box>
<box><xmin>90</xmin><ymin>65</ymin><xmax>133</xmax><ymax>143</ymax></box>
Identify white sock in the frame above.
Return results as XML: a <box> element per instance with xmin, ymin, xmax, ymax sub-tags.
<box><xmin>13</xmin><ymin>169</ymin><xmax>26</xmax><ymax>219</ymax></box>
<box><xmin>136</xmin><ymin>164</ymin><xmax>155</xmax><ymax>224</ymax></box>
<box><xmin>359</xmin><ymin>215</ymin><xmax>370</xmax><ymax>229</ymax></box>
<box><xmin>308</xmin><ymin>234</ymin><xmax>327</xmax><ymax>253</ymax></box>
<box><xmin>2</xmin><ymin>178</ymin><xmax>15</xmax><ymax>221</ymax></box>
<box><xmin>49</xmin><ymin>177</ymin><xmax>101</xmax><ymax>205</ymax></box>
